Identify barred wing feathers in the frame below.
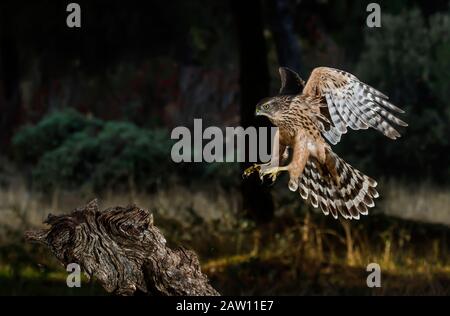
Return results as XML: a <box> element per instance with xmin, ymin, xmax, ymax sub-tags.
<box><xmin>303</xmin><ymin>67</ymin><xmax>407</xmax><ymax>144</ymax></box>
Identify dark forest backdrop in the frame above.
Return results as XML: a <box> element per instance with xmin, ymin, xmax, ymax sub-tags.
<box><xmin>0</xmin><ymin>0</ymin><xmax>449</xmax><ymax>295</ymax></box>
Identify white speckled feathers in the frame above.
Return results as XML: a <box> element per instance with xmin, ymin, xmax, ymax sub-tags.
<box><xmin>253</xmin><ymin>67</ymin><xmax>407</xmax><ymax>220</ymax></box>
<box><xmin>303</xmin><ymin>67</ymin><xmax>407</xmax><ymax>144</ymax></box>
<box><xmin>299</xmin><ymin>151</ymin><xmax>379</xmax><ymax>220</ymax></box>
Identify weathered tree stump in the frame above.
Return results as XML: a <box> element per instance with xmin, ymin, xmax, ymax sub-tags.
<box><xmin>24</xmin><ymin>199</ymin><xmax>219</xmax><ymax>296</ymax></box>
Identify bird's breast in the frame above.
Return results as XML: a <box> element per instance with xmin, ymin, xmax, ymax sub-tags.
<box><xmin>278</xmin><ymin>129</ymin><xmax>293</xmax><ymax>146</ymax></box>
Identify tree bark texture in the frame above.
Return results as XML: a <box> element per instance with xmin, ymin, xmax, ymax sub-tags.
<box><xmin>24</xmin><ymin>199</ymin><xmax>219</xmax><ymax>296</ymax></box>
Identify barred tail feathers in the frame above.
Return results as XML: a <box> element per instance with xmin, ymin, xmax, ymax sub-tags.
<box><xmin>298</xmin><ymin>151</ymin><xmax>379</xmax><ymax>219</ymax></box>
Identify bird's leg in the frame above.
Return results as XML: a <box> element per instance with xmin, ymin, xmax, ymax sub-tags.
<box><xmin>260</xmin><ymin>136</ymin><xmax>309</xmax><ymax>186</ymax></box>
<box><xmin>243</xmin><ymin>129</ymin><xmax>285</xmax><ymax>179</ymax></box>
<box><xmin>258</xmin><ymin>165</ymin><xmax>289</xmax><ymax>182</ymax></box>
<box><xmin>259</xmin><ymin>144</ymin><xmax>285</xmax><ymax>170</ymax></box>
<box><xmin>280</xmin><ymin>146</ymin><xmax>290</xmax><ymax>164</ymax></box>
<box><xmin>285</xmin><ymin>136</ymin><xmax>309</xmax><ymax>192</ymax></box>
<box><xmin>257</xmin><ymin>142</ymin><xmax>289</xmax><ymax>182</ymax></box>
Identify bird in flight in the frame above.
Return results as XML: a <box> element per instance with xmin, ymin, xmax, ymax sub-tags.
<box><xmin>244</xmin><ymin>67</ymin><xmax>407</xmax><ymax>219</ymax></box>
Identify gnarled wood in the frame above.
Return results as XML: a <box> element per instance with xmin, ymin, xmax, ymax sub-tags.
<box><xmin>24</xmin><ymin>199</ymin><xmax>219</xmax><ymax>296</ymax></box>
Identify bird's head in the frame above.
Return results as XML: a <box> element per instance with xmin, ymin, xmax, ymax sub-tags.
<box><xmin>255</xmin><ymin>96</ymin><xmax>286</xmax><ymax>123</ymax></box>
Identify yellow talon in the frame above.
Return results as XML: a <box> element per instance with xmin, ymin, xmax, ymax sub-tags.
<box><xmin>259</xmin><ymin>166</ymin><xmax>289</xmax><ymax>182</ymax></box>
<box><xmin>242</xmin><ymin>164</ymin><xmax>261</xmax><ymax>178</ymax></box>
<box><xmin>243</xmin><ymin>164</ymin><xmax>288</xmax><ymax>182</ymax></box>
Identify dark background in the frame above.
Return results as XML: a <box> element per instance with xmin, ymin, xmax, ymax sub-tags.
<box><xmin>0</xmin><ymin>0</ymin><xmax>449</xmax><ymax>295</ymax></box>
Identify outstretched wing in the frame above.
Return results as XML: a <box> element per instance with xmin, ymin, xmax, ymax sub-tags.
<box><xmin>303</xmin><ymin>67</ymin><xmax>407</xmax><ymax>144</ymax></box>
<box><xmin>279</xmin><ymin>67</ymin><xmax>305</xmax><ymax>95</ymax></box>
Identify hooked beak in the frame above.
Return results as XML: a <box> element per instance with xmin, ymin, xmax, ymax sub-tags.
<box><xmin>255</xmin><ymin>106</ymin><xmax>271</xmax><ymax>118</ymax></box>
<box><xmin>255</xmin><ymin>98</ymin><xmax>270</xmax><ymax>117</ymax></box>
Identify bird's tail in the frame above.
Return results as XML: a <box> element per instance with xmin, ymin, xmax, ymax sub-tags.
<box><xmin>298</xmin><ymin>149</ymin><xmax>379</xmax><ymax>219</ymax></box>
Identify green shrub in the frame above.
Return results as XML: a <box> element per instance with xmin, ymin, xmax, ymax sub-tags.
<box><xmin>13</xmin><ymin>110</ymin><xmax>240</xmax><ymax>191</ymax></box>
<box><xmin>13</xmin><ymin>110</ymin><xmax>176</xmax><ymax>191</ymax></box>
<box><xmin>12</xmin><ymin>109</ymin><xmax>102</xmax><ymax>165</ymax></box>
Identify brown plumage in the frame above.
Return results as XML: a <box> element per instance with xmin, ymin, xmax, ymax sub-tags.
<box><xmin>246</xmin><ymin>67</ymin><xmax>407</xmax><ymax>220</ymax></box>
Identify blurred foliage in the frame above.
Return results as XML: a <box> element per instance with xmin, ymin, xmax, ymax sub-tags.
<box><xmin>336</xmin><ymin>8</ymin><xmax>450</xmax><ymax>182</ymax></box>
<box><xmin>12</xmin><ymin>109</ymin><xmax>241</xmax><ymax>192</ymax></box>
<box><xmin>12</xmin><ymin>110</ymin><xmax>102</xmax><ymax>165</ymax></box>
<box><xmin>13</xmin><ymin>110</ymin><xmax>175</xmax><ymax>191</ymax></box>
<box><xmin>4</xmin><ymin>2</ymin><xmax>449</xmax><ymax>184</ymax></box>
<box><xmin>1</xmin><ymin>0</ymin><xmax>450</xmax><ymax>297</ymax></box>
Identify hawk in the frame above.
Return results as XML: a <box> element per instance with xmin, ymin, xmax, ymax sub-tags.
<box><xmin>244</xmin><ymin>67</ymin><xmax>407</xmax><ymax>220</ymax></box>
